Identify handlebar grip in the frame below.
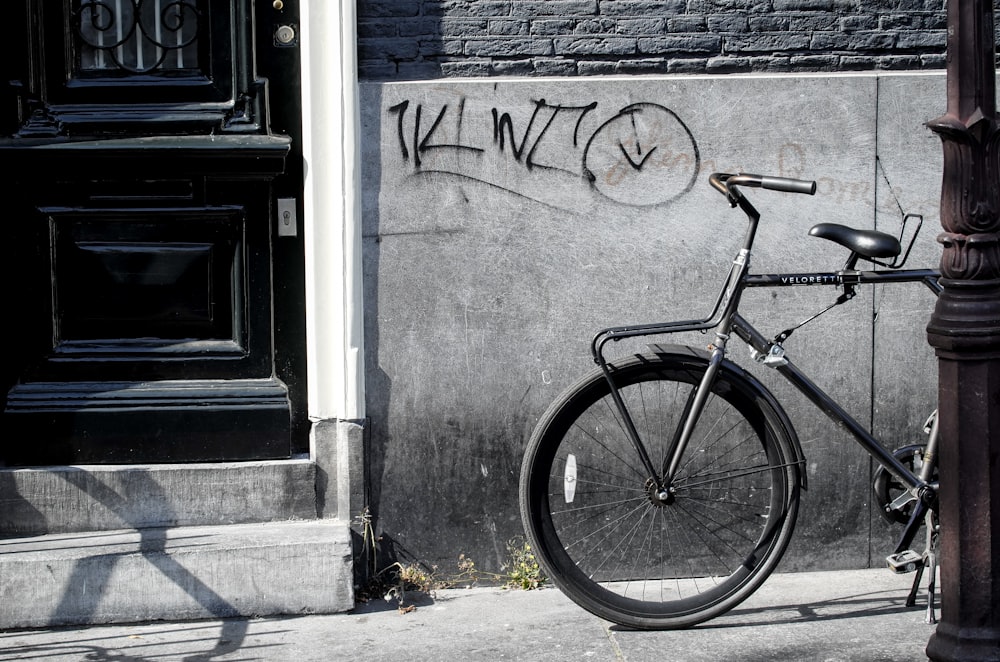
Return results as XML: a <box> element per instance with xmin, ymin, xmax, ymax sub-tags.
<box><xmin>709</xmin><ymin>172</ymin><xmax>817</xmax><ymax>203</ymax></box>
<box><xmin>759</xmin><ymin>175</ymin><xmax>817</xmax><ymax>195</ymax></box>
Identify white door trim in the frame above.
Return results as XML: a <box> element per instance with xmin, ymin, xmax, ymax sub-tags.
<box><xmin>300</xmin><ymin>0</ymin><xmax>364</xmax><ymax>423</ymax></box>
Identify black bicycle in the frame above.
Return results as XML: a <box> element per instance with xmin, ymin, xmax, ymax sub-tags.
<box><xmin>519</xmin><ymin>172</ymin><xmax>942</xmax><ymax>630</ymax></box>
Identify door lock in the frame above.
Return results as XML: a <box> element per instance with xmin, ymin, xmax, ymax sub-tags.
<box><xmin>277</xmin><ymin>198</ymin><xmax>298</xmax><ymax>237</ymax></box>
<box><xmin>274</xmin><ymin>24</ymin><xmax>297</xmax><ymax>47</ymax></box>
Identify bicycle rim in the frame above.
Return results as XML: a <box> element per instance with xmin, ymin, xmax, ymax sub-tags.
<box><xmin>520</xmin><ymin>351</ymin><xmax>800</xmax><ymax>629</ymax></box>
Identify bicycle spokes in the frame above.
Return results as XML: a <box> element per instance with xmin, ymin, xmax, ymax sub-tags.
<box><xmin>520</xmin><ymin>352</ymin><xmax>800</xmax><ymax>629</ymax></box>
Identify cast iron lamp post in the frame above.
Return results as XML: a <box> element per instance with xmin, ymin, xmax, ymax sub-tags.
<box><xmin>924</xmin><ymin>0</ymin><xmax>1000</xmax><ymax>660</ymax></box>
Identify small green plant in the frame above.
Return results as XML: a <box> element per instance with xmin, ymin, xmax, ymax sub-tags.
<box><xmin>354</xmin><ymin>509</ymin><xmax>545</xmax><ymax>614</ymax></box>
<box><xmin>355</xmin><ymin>507</ymin><xmax>438</xmax><ymax>612</ymax></box>
<box><xmin>398</xmin><ymin>562</ymin><xmax>434</xmax><ymax>591</ymax></box>
<box><xmin>446</xmin><ymin>538</ymin><xmax>545</xmax><ymax>590</ymax></box>
<box><xmin>454</xmin><ymin>553</ymin><xmax>481</xmax><ymax>583</ymax></box>
<box><xmin>501</xmin><ymin>537</ymin><xmax>546</xmax><ymax>590</ymax></box>
<box><xmin>381</xmin><ymin>561</ymin><xmax>437</xmax><ymax>612</ymax></box>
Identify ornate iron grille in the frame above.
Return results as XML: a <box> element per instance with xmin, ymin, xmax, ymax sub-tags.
<box><xmin>73</xmin><ymin>0</ymin><xmax>201</xmax><ymax>73</ymax></box>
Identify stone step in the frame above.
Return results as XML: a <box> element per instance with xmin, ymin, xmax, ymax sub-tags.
<box><xmin>0</xmin><ymin>461</ymin><xmax>319</xmax><ymax>536</ymax></box>
<box><xmin>0</xmin><ymin>519</ymin><xmax>354</xmax><ymax>629</ymax></box>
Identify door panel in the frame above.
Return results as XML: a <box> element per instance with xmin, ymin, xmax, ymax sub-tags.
<box><xmin>0</xmin><ymin>1</ymin><xmax>306</xmax><ymax>465</ymax></box>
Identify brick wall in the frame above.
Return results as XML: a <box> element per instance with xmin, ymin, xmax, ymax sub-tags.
<box><xmin>355</xmin><ymin>0</ymin><xmax>992</xmax><ymax>80</ymax></box>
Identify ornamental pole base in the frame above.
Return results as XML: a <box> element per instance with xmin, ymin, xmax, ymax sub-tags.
<box><xmin>925</xmin><ymin>279</ymin><xmax>1000</xmax><ymax>662</ymax></box>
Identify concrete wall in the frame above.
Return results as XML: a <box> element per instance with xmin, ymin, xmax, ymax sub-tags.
<box><xmin>360</xmin><ymin>72</ymin><xmax>946</xmax><ymax>576</ymax></box>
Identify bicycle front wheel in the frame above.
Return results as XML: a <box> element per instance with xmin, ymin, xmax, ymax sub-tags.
<box><xmin>520</xmin><ymin>347</ymin><xmax>802</xmax><ymax>629</ymax></box>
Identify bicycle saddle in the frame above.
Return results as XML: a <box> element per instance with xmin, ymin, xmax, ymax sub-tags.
<box><xmin>809</xmin><ymin>223</ymin><xmax>901</xmax><ymax>259</ymax></box>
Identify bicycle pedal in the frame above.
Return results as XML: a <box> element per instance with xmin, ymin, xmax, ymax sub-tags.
<box><xmin>886</xmin><ymin>550</ymin><xmax>923</xmax><ymax>574</ymax></box>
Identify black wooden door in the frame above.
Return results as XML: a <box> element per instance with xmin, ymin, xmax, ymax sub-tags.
<box><xmin>0</xmin><ymin>1</ymin><xmax>306</xmax><ymax>465</ymax></box>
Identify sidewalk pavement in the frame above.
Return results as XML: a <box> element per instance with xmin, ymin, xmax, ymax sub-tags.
<box><xmin>0</xmin><ymin>567</ymin><xmax>938</xmax><ymax>661</ymax></box>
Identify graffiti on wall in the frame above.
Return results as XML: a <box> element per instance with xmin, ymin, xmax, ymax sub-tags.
<box><xmin>384</xmin><ymin>94</ymin><xmax>939</xmax><ymax>222</ymax></box>
<box><xmin>388</xmin><ymin>97</ymin><xmax>701</xmax><ymax>208</ymax></box>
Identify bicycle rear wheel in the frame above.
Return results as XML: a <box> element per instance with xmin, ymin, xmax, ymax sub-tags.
<box><xmin>520</xmin><ymin>347</ymin><xmax>802</xmax><ymax>629</ymax></box>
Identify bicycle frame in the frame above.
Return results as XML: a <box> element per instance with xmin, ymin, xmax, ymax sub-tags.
<box><xmin>591</xmin><ymin>176</ymin><xmax>941</xmax><ymax>526</ymax></box>
<box><xmin>519</xmin><ymin>172</ymin><xmax>945</xmax><ymax>630</ymax></box>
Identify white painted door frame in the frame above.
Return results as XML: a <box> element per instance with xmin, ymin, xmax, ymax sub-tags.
<box><xmin>300</xmin><ymin>0</ymin><xmax>364</xmax><ymax>425</ymax></box>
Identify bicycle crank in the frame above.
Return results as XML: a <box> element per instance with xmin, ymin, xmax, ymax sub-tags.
<box><xmin>872</xmin><ymin>444</ymin><xmax>932</xmax><ymax>525</ymax></box>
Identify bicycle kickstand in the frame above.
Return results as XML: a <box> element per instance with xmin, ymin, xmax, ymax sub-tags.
<box><xmin>904</xmin><ymin>508</ymin><xmax>938</xmax><ymax>624</ymax></box>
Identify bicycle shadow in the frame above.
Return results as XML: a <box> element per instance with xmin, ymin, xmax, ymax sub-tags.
<box><xmin>4</xmin><ymin>467</ymin><xmax>255</xmax><ymax>661</ymax></box>
<box><xmin>0</xmin><ymin>619</ymin><xmax>293</xmax><ymax>662</ymax></box>
<box><xmin>721</xmin><ymin>592</ymin><xmax>923</xmax><ymax>626</ymax></box>
<box><xmin>0</xmin><ymin>470</ymin><xmax>47</xmax><ymax>538</ymax></box>
<box><xmin>607</xmin><ymin>588</ymin><xmax>929</xmax><ymax>632</ymax></box>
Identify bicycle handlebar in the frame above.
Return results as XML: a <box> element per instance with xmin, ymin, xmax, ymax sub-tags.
<box><xmin>710</xmin><ymin>172</ymin><xmax>817</xmax><ymax>199</ymax></box>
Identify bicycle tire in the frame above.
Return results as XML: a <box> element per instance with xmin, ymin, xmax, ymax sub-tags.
<box><xmin>520</xmin><ymin>346</ymin><xmax>802</xmax><ymax>629</ymax></box>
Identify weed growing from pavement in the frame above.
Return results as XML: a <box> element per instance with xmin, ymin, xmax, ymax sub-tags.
<box><xmin>501</xmin><ymin>538</ymin><xmax>546</xmax><ymax>591</ymax></box>
<box><xmin>355</xmin><ymin>507</ymin><xmax>546</xmax><ymax>613</ymax></box>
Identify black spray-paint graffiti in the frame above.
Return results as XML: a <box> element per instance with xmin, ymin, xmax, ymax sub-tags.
<box><xmin>388</xmin><ymin>98</ymin><xmax>701</xmax><ymax>208</ymax></box>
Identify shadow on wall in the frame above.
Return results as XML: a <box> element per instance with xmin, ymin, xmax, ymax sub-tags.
<box><xmin>358</xmin><ymin>79</ymin><xmax>393</xmax><ymax>579</ymax></box>
<box><xmin>356</xmin><ymin>60</ymin><xmax>531</xmax><ymax>584</ymax></box>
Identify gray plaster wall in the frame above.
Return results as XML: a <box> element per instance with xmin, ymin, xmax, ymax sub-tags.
<box><xmin>360</xmin><ymin>72</ymin><xmax>946</xmax><ymax>576</ymax></box>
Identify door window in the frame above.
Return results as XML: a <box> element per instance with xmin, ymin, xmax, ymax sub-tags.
<box><xmin>75</xmin><ymin>0</ymin><xmax>201</xmax><ymax>73</ymax></box>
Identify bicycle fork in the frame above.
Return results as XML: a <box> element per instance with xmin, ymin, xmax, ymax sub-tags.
<box><xmin>597</xmin><ymin>253</ymin><xmax>749</xmax><ymax>501</ymax></box>
<box><xmin>661</xmin><ymin>337</ymin><xmax>730</xmax><ymax>486</ymax></box>
<box><xmin>599</xmin><ymin>340</ymin><xmax>730</xmax><ymax>504</ymax></box>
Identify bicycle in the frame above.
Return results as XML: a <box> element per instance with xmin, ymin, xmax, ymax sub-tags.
<box><xmin>518</xmin><ymin>172</ymin><xmax>943</xmax><ymax>630</ymax></box>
